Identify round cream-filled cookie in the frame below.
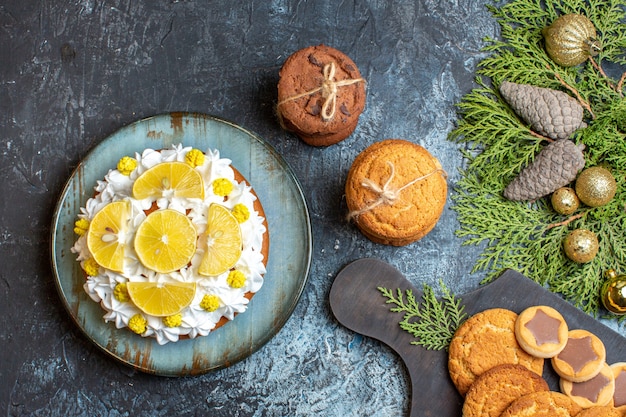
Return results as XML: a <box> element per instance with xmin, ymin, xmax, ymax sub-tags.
<box><xmin>515</xmin><ymin>305</ymin><xmax>568</xmax><ymax>358</ymax></box>
<box><xmin>560</xmin><ymin>362</ymin><xmax>615</xmax><ymax>408</ymax></box>
<box><xmin>552</xmin><ymin>329</ymin><xmax>606</xmax><ymax>383</ymax></box>
<box><xmin>610</xmin><ymin>362</ymin><xmax>626</xmax><ymax>412</ymax></box>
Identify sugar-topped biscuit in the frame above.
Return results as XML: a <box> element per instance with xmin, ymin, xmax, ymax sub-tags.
<box><xmin>448</xmin><ymin>308</ymin><xmax>544</xmax><ymax>396</ymax></box>
<box><xmin>575</xmin><ymin>406</ymin><xmax>621</xmax><ymax>417</ymax></box>
<box><xmin>462</xmin><ymin>364</ymin><xmax>549</xmax><ymax>417</ymax></box>
<box><xmin>345</xmin><ymin>139</ymin><xmax>447</xmax><ymax>246</ymax></box>
<box><xmin>500</xmin><ymin>391</ymin><xmax>582</xmax><ymax>417</ymax></box>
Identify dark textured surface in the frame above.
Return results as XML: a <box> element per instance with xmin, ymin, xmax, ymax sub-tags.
<box><xmin>1</xmin><ymin>1</ymin><xmax>500</xmax><ymax>415</ymax></box>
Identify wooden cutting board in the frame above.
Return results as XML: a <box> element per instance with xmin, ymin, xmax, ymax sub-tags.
<box><xmin>329</xmin><ymin>258</ymin><xmax>626</xmax><ymax>417</ymax></box>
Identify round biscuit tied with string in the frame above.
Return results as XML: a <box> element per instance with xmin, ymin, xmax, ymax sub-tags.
<box><xmin>345</xmin><ymin>139</ymin><xmax>448</xmax><ymax>246</ymax></box>
<box><xmin>278</xmin><ymin>62</ymin><xmax>364</xmax><ymax>122</ymax></box>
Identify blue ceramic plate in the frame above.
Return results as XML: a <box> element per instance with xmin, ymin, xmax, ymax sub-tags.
<box><xmin>51</xmin><ymin>113</ymin><xmax>312</xmax><ymax>376</ymax></box>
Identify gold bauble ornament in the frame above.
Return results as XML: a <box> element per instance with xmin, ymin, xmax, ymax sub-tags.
<box><xmin>601</xmin><ymin>269</ymin><xmax>626</xmax><ymax>315</ymax></box>
<box><xmin>551</xmin><ymin>187</ymin><xmax>580</xmax><ymax>215</ymax></box>
<box><xmin>542</xmin><ymin>14</ymin><xmax>602</xmax><ymax>67</ymax></box>
<box><xmin>563</xmin><ymin>228</ymin><xmax>598</xmax><ymax>263</ymax></box>
<box><xmin>575</xmin><ymin>166</ymin><xmax>617</xmax><ymax>207</ymax></box>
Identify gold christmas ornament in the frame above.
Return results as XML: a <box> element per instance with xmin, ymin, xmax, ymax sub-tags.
<box><xmin>575</xmin><ymin>166</ymin><xmax>617</xmax><ymax>207</ymax></box>
<box><xmin>601</xmin><ymin>269</ymin><xmax>626</xmax><ymax>315</ymax></box>
<box><xmin>543</xmin><ymin>14</ymin><xmax>602</xmax><ymax>67</ymax></box>
<box><xmin>563</xmin><ymin>228</ymin><xmax>598</xmax><ymax>263</ymax></box>
<box><xmin>551</xmin><ymin>187</ymin><xmax>580</xmax><ymax>215</ymax></box>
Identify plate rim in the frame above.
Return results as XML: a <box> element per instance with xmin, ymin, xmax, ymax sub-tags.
<box><xmin>50</xmin><ymin>112</ymin><xmax>312</xmax><ymax>376</ymax></box>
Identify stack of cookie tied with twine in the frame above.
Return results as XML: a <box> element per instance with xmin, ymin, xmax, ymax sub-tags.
<box><xmin>344</xmin><ymin>139</ymin><xmax>447</xmax><ymax>246</ymax></box>
<box><xmin>277</xmin><ymin>45</ymin><xmax>448</xmax><ymax>246</ymax></box>
<box><xmin>448</xmin><ymin>306</ymin><xmax>626</xmax><ymax>417</ymax></box>
<box><xmin>277</xmin><ymin>44</ymin><xmax>366</xmax><ymax>147</ymax></box>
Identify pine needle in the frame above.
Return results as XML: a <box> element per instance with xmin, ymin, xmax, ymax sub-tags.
<box><xmin>378</xmin><ymin>282</ymin><xmax>467</xmax><ymax>351</ymax></box>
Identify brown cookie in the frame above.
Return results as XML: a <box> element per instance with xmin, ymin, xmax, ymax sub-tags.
<box><xmin>500</xmin><ymin>391</ymin><xmax>582</xmax><ymax>417</ymax></box>
<box><xmin>552</xmin><ymin>329</ymin><xmax>606</xmax><ymax>382</ymax></box>
<box><xmin>345</xmin><ymin>139</ymin><xmax>447</xmax><ymax>246</ymax></box>
<box><xmin>462</xmin><ymin>364</ymin><xmax>549</xmax><ymax>417</ymax></box>
<box><xmin>560</xmin><ymin>362</ymin><xmax>615</xmax><ymax>408</ymax></box>
<box><xmin>574</xmin><ymin>406</ymin><xmax>621</xmax><ymax>417</ymax></box>
<box><xmin>296</xmin><ymin>122</ymin><xmax>358</xmax><ymax>146</ymax></box>
<box><xmin>515</xmin><ymin>305</ymin><xmax>568</xmax><ymax>358</ymax></box>
<box><xmin>277</xmin><ymin>44</ymin><xmax>366</xmax><ymax>146</ymax></box>
<box><xmin>448</xmin><ymin>308</ymin><xmax>544</xmax><ymax>396</ymax></box>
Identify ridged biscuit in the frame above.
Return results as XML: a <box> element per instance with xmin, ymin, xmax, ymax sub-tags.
<box><xmin>560</xmin><ymin>362</ymin><xmax>615</xmax><ymax>408</ymax></box>
<box><xmin>345</xmin><ymin>139</ymin><xmax>447</xmax><ymax>246</ymax></box>
<box><xmin>462</xmin><ymin>364</ymin><xmax>549</xmax><ymax>417</ymax></box>
<box><xmin>515</xmin><ymin>305</ymin><xmax>568</xmax><ymax>358</ymax></box>
<box><xmin>571</xmin><ymin>405</ymin><xmax>620</xmax><ymax>417</ymax></box>
<box><xmin>277</xmin><ymin>44</ymin><xmax>366</xmax><ymax>146</ymax></box>
<box><xmin>552</xmin><ymin>329</ymin><xmax>606</xmax><ymax>382</ymax></box>
<box><xmin>448</xmin><ymin>308</ymin><xmax>544</xmax><ymax>396</ymax></box>
<box><xmin>500</xmin><ymin>391</ymin><xmax>582</xmax><ymax>417</ymax></box>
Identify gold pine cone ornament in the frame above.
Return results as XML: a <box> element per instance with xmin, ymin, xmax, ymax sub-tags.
<box><xmin>543</xmin><ymin>14</ymin><xmax>602</xmax><ymax>67</ymax></box>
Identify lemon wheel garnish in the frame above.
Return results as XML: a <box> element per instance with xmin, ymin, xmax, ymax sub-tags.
<box><xmin>198</xmin><ymin>204</ymin><xmax>243</xmax><ymax>276</ymax></box>
<box><xmin>86</xmin><ymin>200</ymin><xmax>130</xmax><ymax>273</ymax></box>
<box><xmin>126</xmin><ymin>281</ymin><xmax>196</xmax><ymax>317</ymax></box>
<box><xmin>134</xmin><ymin>209</ymin><xmax>197</xmax><ymax>273</ymax></box>
<box><xmin>132</xmin><ymin>161</ymin><xmax>205</xmax><ymax>200</ymax></box>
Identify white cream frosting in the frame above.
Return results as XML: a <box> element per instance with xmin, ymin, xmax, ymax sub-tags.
<box><xmin>71</xmin><ymin>144</ymin><xmax>267</xmax><ymax>345</ymax></box>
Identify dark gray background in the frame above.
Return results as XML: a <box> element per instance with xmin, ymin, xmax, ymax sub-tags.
<box><xmin>1</xmin><ymin>0</ymin><xmax>531</xmax><ymax>415</ymax></box>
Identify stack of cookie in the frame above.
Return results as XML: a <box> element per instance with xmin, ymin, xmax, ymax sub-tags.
<box><xmin>344</xmin><ymin>140</ymin><xmax>447</xmax><ymax>246</ymax></box>
<box><xmin>278</xmin><ymin>47</ymin><xmax>449</xmax><ymax>246</ymax></box>
<box><xmin>277</xmin><ymin>44</ymin><xmax>366</xmax><ymax>147</ymax></box>
<box><xmin>448</xmin><ymin>306</ymin><xmax>626</xmax><ymax>416</ymax></box>
<box><xmin>551</xmin><ymin>329</ymin><xmax>613</xmax><ymax>409</ymax></box>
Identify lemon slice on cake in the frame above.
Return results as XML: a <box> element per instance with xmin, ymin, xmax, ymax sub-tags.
<box><xmin>134</xmin><ymin>209</ymin><xmax>197</xmax><ymax>273</ymax></box>
<box><xmin>198</xmin><ymin>204</ymin><xmax>243</xmax><ymax>276</ymax></box>
<box><xmin>87</xmin><ymin>200</ymin><xmax>130</xmax><ymax>273</ymax></box>
<box><xmin>132</xmin><ymin>161</ymin><xmax>205</xmax><ymax>200</ymax></box>
<box><xmin>127</xmin><ymin>281</ymin><xmax>197</xmax><ymax>317</ymax></box>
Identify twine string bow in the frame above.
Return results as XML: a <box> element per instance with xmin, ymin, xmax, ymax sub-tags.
<box><xmin>278</xmin><ymin>62</ymin><xmax>365</xmax><ymax>121</ymax></box>
<box><xmin>347</xmin><ymin>161</ymin><xmax>447</xmax><ymax>221</ymax></box>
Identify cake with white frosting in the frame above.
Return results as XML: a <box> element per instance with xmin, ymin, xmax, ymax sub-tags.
<box><xmin>71</xmin><ymin>144</ymin><xmax>268</xmax><ymax>345</ymax></box>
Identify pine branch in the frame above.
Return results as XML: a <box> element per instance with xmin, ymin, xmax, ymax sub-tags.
<box><xmin>449</xmin><ymin>0</ymin><xmax>626</xmax><ymax>316</ymax></box>
<box><xmin>378</xmin><ymin>282</ymin><xmax>467</xmax><ymax>351</ymax></box>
